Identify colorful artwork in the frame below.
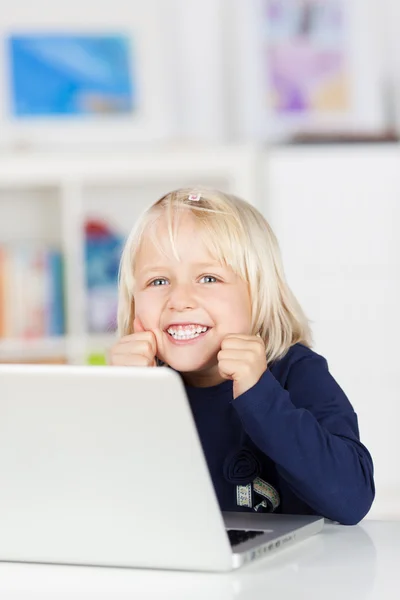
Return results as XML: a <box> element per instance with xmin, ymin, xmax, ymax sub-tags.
<box><xmin>8</xmin><ymin>34</ymin><xmax>135</xmax><ymax>117</ymax></box>
<box><xmin>265</xmin><ymin>0</ymin><xmax>350</xmax><ymax>114</ymax></box>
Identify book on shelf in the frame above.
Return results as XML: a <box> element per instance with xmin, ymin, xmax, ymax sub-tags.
<box><xmin>0</xmin><ymin>243</ymin><xmax>65</xmax><ymax>339</ymax></box>
<box><xmin>85</xmin><ymin>219</ymin><xmax>123</xmax><ymax>334</ymax></box>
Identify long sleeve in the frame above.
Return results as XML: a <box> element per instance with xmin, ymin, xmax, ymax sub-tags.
<box><xmin>232</xmin><ymin>353</ymin><xmax>375</xmax><ymax>525</ymax></box>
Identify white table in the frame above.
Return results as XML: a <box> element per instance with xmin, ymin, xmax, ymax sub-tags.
<box><xmin>0</xmin><ymin>521</ymin><xmax>398</xmax><ymax>600</ymax></box>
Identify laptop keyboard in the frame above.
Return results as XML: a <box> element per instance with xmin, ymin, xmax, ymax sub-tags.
<box><xmin>227</xmin><ymin>529</ymin><xmax>264</xmax><ymax>547</ymax></box>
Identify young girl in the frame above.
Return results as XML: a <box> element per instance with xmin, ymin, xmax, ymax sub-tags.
<box><xmin>110</xmin><ymin>187</ymin><xmax>374</xmax><ymax>525</ymax></box>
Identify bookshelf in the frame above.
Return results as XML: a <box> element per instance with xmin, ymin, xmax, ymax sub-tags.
<box><xmin>0</xmin><ymin>145</ymin><xmax>261</xmax><ymax>364</ymax></box>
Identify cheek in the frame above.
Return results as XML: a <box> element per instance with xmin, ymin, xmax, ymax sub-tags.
<box><xmin>213</xmin><ymin>292</ymin><xmax>252</xmax><ymax>328</ymax></box>
<box><xmin>134</xmin><ymin>292</ymin><xmax>160</xmax><ymax>320</ymax></box>
<box><xmin>229</xmin><ymin>305</ymin><xmax>252</xmax><ymax>328</ymax></box>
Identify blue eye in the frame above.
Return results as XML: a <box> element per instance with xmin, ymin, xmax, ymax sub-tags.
<box><xmin>149</xmin><ymin>275</ymin><xmax>218</xmax><ymax>287</ymax></box>
<box><xmin>149</xmin><ymin>278</ymin><xmax>168</xmax><ymax>286</ymax></box>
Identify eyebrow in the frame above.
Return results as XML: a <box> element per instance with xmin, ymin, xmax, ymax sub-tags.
<box><xmin>140</xmin><ymin>261</ymin><xmax>223</xmax><ymax>273</ymax></box>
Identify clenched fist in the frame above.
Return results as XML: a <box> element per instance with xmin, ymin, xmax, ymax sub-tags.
<box><xmin>217</xmin><ymin>334</ymin><xmax>267</xmax><ymax>399</ymax></box>
<box><xmin>108</xmin><ymin>318</ymin><xmax>161</xmax><ymax>367</ymax></box>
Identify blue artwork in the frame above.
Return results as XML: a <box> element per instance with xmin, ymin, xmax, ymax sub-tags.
<box><xmin>8</xmin><ymin>34</ymin><xmax>135</xmax><ymax>117</ymax></box>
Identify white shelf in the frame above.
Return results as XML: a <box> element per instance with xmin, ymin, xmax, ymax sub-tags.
<box><xmin>0</xmin><ymin>334</ymin><xmax>117</xmax><ymax>364</ymax></box>
<box><xmin>0</xmin><ymin>145</ymin><xmax>260</xmax><ymax>362</ymax></box>
<box><xmin>0</xmin><ymin>145</ymin><xmax>260</xmax><ymax>191</ymax></box>
<box><xmin>0</xmin><ymin>337</ymin><xmax>67</xmax><ymax>360</ymax></box>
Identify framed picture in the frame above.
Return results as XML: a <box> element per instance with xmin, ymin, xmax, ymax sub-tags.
<box><xmin>228</xmin><ymin>0</ymin><xmax>387</xmax><ymax>142</ymax></box>
<box><xmin>8</xmin><ymin>34</ymin><xmax>135</xmax><ymax>118</ymax></box>
<box><xmin>0</xmin><ymin>0</ymin><xmax>177</xmax><ymax>149</ymax></box>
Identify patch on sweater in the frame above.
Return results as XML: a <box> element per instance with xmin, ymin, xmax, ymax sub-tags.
<box><xmin>253</xmin><ymin>499</ymin><xmax>268</xmax><ymax>512</ymax></box>
<box><xmin>236</xmin><ymin>483</ymin><xmax>253</xmax><ymax>507</ymax></box>
<box><xmin>253</xmin><ymin>477</ymin><xmax>280</xmax><ymax>511</ymax></box>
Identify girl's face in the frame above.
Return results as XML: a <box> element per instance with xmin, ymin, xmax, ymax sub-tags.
<box><xmin>133</xmin><ymin>213</ymin><xmax>252</xmax><ymax>387</ymax></box>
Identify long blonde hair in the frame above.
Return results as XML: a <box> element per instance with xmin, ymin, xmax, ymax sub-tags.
<box><xmin>118</xmin><ymin>187</ymin><xmax>313</xmax><ymax>364</ymax></box>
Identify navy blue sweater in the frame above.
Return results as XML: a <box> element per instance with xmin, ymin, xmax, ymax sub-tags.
<box><xmin>182</xmin><ymin>343</ymin><xmax>374</xmax><ymax>526</ymax></box>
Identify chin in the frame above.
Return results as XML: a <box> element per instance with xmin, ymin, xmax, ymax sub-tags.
<box><xmin>163</xmin><ymin>355</ymin><xmax>215</xmax><ymax>373</ymax></box>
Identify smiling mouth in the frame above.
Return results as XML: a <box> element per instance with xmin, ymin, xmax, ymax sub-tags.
<box><xmin>166</xmin><ymin>326</ymin><xmax>210</xmax><ymax>341</ymax></box>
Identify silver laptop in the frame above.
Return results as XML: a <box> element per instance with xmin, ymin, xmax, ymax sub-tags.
<box><xmin>0</xmin><ymin>364</ymin><xmax>323</xmax><ymax>572</ymax></box>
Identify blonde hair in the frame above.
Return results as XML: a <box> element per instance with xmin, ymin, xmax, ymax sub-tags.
<box><xmin>118</xmin><ymin>187</ymin><xmax>313</xmax><ymax>364</ymax></box>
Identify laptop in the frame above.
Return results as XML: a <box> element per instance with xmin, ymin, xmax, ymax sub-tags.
<box><xmin>0</xmin><ymin>364</ymin><xmax>323</xmax><ymax>572</ymax></box>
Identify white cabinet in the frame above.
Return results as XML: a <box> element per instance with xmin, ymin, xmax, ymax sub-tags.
<box><xmin>264</xmin><ymin>144</ymin><xmax>400</xmax><ymax>519</ymax></box>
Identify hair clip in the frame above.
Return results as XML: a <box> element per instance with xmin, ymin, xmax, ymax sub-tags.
<box><xmin>187</xmin><ymin>193</ymin><xmax>201</xmax><ymax>202</ymax></box>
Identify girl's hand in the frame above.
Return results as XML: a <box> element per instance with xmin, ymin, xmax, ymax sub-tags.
<box><xmin>217</xmin><ymin>334</ymin><xmax>267</xmax><ymax>399</ymax></box>
<box><xmin>108</xmin><ymin>317</ymin><xmax>160</xmax><ymax>367</ymax></box>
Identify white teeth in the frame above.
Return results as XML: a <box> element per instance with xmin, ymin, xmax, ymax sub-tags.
<box><xmin>167</xmin><ymin>325</ymin><xmax>208</xmax><ymax>339</ymax></box>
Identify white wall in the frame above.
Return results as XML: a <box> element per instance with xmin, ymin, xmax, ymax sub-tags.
<box><xmin>265</xmin><ymin>145</ymin><xmax>400</xmax><ymax>519</ymax></box>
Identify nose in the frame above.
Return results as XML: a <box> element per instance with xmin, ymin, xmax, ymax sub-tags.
<box><xmin>166</xmin><ymin>282</ymin><xmax>197</xmax><ymax>311</ymax></box>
